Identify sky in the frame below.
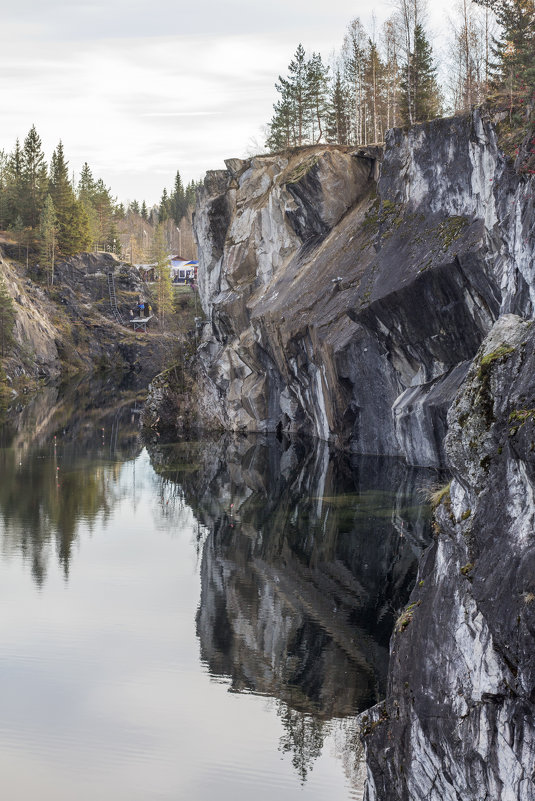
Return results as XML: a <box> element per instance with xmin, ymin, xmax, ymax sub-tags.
<box><xmin>0</xmin><ymin>0</ymin><xmax>448</xmax><ymax>206</ymax></box>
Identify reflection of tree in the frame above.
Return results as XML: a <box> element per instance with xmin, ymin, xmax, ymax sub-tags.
<box><xmin>0</xmin><ymin>375</ymin><xmax>144</xmax><ymax>584</ymax></box>
<box><xmin>277</xmin><ymin>702</ymin><xmax>325</xmax><ymax>784</ymax></box>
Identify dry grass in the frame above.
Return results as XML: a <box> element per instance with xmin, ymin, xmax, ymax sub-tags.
<box><xmin>419</xmin><ymin>481</ymin><xmax>452</xmax><ymax>509</ymax></box>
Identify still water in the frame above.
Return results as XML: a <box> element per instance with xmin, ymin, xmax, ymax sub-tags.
<box><xmin>0</xmin><ymin>378</ymin><xmax>436</xmax><ymax>800</ymax></box>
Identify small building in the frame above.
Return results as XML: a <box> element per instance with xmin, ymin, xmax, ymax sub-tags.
<box><xmin>171</xmin><ymin>258</ymin><xmax>198</xmax><ymax>284</ymax></box>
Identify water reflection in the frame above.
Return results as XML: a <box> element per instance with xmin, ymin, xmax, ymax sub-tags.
<box><xmin>0</xmin><ymin>391</ymin><xmax>439</xmax><ymax>799</ymax></box>
<box><xmin>0</xmin><ymin>374</ymin><xmax>145</xmax><ymax>583</ymax></box>
<box><xmin>148</xmin><ymin>434</ymin><xmax>437</xmax><ymax>786</ymax></box>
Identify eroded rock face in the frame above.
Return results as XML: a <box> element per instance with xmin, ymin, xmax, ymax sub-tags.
<box><xmin>194</xmin><ymin>110</ymin><xmax>534</xmax><ymax>466</ymax></box>
<box><xmin>0</xmin><ymin>250</ymin><xmax>169</xmax><ymax>388</ymax></box>
<box><xmin>363</xmin><ymin>315</ymin><xmax>535</xmax><ymax>801</ymax></box>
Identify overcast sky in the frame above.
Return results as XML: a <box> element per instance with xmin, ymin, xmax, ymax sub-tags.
<box><xmin>0</xmin><ymin>0</ymin><xmax>448</xmax><ymax>206</ymax></box>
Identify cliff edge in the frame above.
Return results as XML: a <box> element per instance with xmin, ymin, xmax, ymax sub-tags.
<box><xmin>192</xmin><ymin>109</ymin><xmax>534</xmax><ymax>467</ymax></box>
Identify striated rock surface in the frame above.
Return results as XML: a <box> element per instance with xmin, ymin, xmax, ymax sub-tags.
<box><xmin>193</xmin><ymin>110</ymin><xmax>535</xmax><ymax>467</ymax></box>
<box><xmin>363</xmin><ymin>314</ymin><xmax>535</xmax><ymax>800</ymax></box>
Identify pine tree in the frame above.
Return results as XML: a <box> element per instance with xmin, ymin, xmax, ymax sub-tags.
<box><xmin>21</xmin><ymin>125</ymin><xmax>48</xmax><ymax>229</ymax></box>
<box><xmin>170</xmin><ymin>171</ymin><xmax>187</xmax><ymax>225</ymax></box>
<box><xmin>151</xmin><ymin>223</ymin><xmax>172</xmax><ymax>329</ymax></box>
<box><xmin>0</xmin><ymin>272</ymin><xmax>15</xmax><ymax>358</ymax></box>
<box><xmin>159</xmin><ymin>188</ymin><xmax>170</xmax><ymax>223</ymax></box>
<box><xmin>140</xmin><ymin>201</ymin><xmax>148</xmax><ymax>220</ymax></box>
<box><xmin>49</xmin><ymin>141</ymin><xmax>76</xmax><ymax>255</ymax></box>
<box><xmin>287</xmin><ymin>44</ymin><xmax>311</xmax><ymax>145</ymax></box>
<box><xmin>129</xmin><ymin>199</ymin><xmax>140</xmax><ymax>215</ymax></box>
<box><xmin>78</xmin><ymin>162</ymin><xmax>96</xmax><ymax>201</ymax></box>
<box><xmin>266</xmin><ymin>44</ymin><xmax>313</xmax><ymax>150</ymax></box>
<box><xmin>5</xmin><ymin>140</ymin><xmax>24</xmax><ymax>228</ymax></box>
<box><xmin>39</xmin><ymin>195</ymin><xmax>57</xmax><ymax>284</ymax></box>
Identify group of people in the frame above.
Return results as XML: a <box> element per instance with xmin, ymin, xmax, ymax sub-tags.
<box><xmin>130</xmin><ymin>299</ymin><xmax>151</xmax><ymax>319</ymax></box>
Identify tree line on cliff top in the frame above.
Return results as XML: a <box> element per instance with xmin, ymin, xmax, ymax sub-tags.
<box><xmin>266</xmin><ymin>0</ymin><xmax>535</xmax><ymax>151</ymax></box>
<box><xmin>0</xmin><ymin>133</ymin><xmax>199</xmax><ymax>282</ymax></box>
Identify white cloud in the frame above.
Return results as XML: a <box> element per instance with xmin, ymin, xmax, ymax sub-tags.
<box><xmin>0</xmin><ymin>1</ymin><xmax>450</xmax><ymax>204</ymax></box>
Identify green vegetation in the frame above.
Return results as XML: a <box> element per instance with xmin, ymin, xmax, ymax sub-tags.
<box><xmin>460</xmin><ymin>562</ymin><xmax>474</xmax><ymax>576</ymax></box>
<box><xmin>509</xmin><ymin>408</ymin><xmax>535</xmax><ymax>426</ymax></box>
<box><xmin>436</xmin><ymin>216</ymin><xmax>469</xmax><ymax>250</ymax></box>
<box><xmin>265</xmin><ymin>0</ymin><xmax>534</xmax><ymax>157</ymax></box>
<box><xmin>0</xmin><ymin>127</ymin><xmax>201</xmax><ymax>280</ymax></box>
<box><xmin>395</xmin><ymin>600</ymin><xmax>421</xmax><ymax>633</ymax></box>
<box><xmin>478</xmin><ymin>345</ymin><xmax>515</xmax><ymax>380</ymax></box>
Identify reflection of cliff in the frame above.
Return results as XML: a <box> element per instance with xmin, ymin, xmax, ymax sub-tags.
<box><xmin>0</xmin><ymin>375</ymin><xmax>144</xmax><ymax>583</ymax></box>
<box><xmin>149</xmin><ymin>434</ymin><xmax>435</xmax><ymax>719</ymax></box>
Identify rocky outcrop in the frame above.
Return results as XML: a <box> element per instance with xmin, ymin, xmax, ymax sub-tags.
<box><xmin>363</xmin><ymin>314</ymin><xmax>535</xmax><ymax>800</ymax></box>
<box><xmin>193</xmin><ymin>110</ymin><xmax>535</xmax><ymax>467</ymax></box>
<box><xmin>0</xmin><ymin>250</ymin><xmax>169</xmax><ymax>390</ymax></box>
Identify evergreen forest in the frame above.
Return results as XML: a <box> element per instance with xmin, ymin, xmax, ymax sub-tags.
<box><xmin>265</xmin><ymin>0</ymin><xmax>535</xmax><ymax>155</ymax></box>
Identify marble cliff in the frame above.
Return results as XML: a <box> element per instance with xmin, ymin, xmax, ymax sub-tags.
<box><xmin>182</xmin><ymin>106</ymin><xmax>535</xmax><ymax>800</ymax></box>
<box><xmin>193</xmin><ymin>108</ymin><xmax>534</xmax><ymax>469</ymax></box>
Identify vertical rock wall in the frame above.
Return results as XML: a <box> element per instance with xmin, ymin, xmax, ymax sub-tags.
<box><xmin>194</xmin><ymin>110</ymin><xmax>535</xmax><ymax>467</ymax></box>
<box><xmin>363</xmin><ymin>315</ymin><xmax>535</xmax><ymax>800</ymax></box>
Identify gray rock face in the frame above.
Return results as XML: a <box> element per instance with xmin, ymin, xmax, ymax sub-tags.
<box><xmin>363</xmin><ymin>314</ymin><xmax>535</xmax><ymax>801</ymax></box>
<box><xmin>193</xmin><ymin>110</ymin><xmax>534</xmax><ymax>467</ymax></box>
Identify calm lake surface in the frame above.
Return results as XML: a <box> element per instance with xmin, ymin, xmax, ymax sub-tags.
<box><xmin>0</xmin><ymin>378</ymin><xmax>436</xmax><ymax>800</ymax></box>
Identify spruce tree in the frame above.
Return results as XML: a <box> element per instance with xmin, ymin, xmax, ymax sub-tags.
<box><xmin>61</xmin><ymin>199</ymin><xmax>91</xmax><ymax>256</ymax></box>
<box><xmin>5</xmin><ymin>140</ymin><xmax>24</xmax><ymax>228</ymax></box>
<box><xmin>49</xmin><ymin>141</ymin><xmax>75</xmax><ymax>255</ymax></box>
<box><xmin>326</xmin><ymin>70</ymin><xmax>351</xmax><ymax>144</ymax></box>
<box><xmin>91</xmin><ymin>178</ymin><xmax>115</xmax><ymax>249</ymax></box>
<box><xmin>480</xmin><ymin>0</ymin><xmax>535</xmax><ymax>99</ymax></box>
<box><xmin>78</xmin><ymin>162</ymin><xmax>96</xmax><ymax>202</ymax></box>
<box><xmin>140</xmin><ymin>201</ymin><xmax>148</xmax><ymax>220</ymax></box>
<box><xmin>400</xmin><ymin>24</ymin><xmax>441</xmax><ymax>124</ymax></box>
<box><xmin>170</xmin><ymin>171</ymin><xmax>187</xmax><ymax>225</ymax></box>
<box><xmin>159</xmin><ymin>188</ymin><xmax>170</xmax><ymax>223</ymax></box>
<box><xmin>21</xmin><ymin>125</ymin><xmax>48</xmax><ymax>229</ymax></box>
